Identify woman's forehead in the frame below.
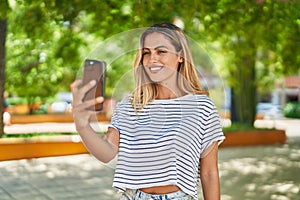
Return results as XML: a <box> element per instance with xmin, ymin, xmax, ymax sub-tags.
<box><xmin>143</xmin><ymin>32</ymin><xmax>174</xmax><ymax>49</ymax></box>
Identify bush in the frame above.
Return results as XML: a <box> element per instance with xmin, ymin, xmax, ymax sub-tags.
<box><xmin>7</xmin><ymin>97</ymin><xmax>27</xmax><ymax>105</ymax></box>
<box><xmin>283</xmin><ymin>102</ymin><xmax>300</xmax><ymax>118</ymax></box>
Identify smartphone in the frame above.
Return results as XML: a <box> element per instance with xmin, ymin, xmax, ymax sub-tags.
<box><xmin>82</xmin><ymin>59</ymin><xmax>106</xmax><ymax>111</ymax></box>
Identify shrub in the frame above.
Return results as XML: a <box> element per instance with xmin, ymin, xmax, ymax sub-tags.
<box><xmin>283</xmin><ymin>102</ymin><xmax>300</xmax><ymax>118</ymax></box>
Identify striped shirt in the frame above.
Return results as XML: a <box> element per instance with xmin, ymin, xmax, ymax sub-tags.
<box><xmin>109</xmin><ymin>94</ymin><xmax>225</xmax><ymax>199</ymax></box>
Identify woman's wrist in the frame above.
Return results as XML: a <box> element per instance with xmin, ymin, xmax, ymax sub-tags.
<box><xmin>75</xmin><ymin>123</ymin><xmax>91</xmax><ymax>133</ymax></box>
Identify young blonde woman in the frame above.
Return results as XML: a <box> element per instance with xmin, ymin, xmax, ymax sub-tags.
<box><xmin>71</xmin><ymin>23</ymin><xmax>225</xmax><ymax>200</ymax></box>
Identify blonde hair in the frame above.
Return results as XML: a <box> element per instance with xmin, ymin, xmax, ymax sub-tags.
<box><xmin>132</xmin><ymin>23</ymin><xmax>207</xmax><ymax>111</ymax></box>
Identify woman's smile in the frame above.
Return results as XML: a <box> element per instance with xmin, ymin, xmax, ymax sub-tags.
<box><xmin>149</xmin><ymin>65</ymin><xmax>163</xmax><ymax>73</ymax></box>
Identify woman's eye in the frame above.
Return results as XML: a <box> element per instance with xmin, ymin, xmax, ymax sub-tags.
<box><xmin>158</xmin><ymin>50</ymin><xmax>167</xmax><ymax>54</ymax></box>
<box><xmin>142</xmin><ymin>51</ymin><xmax>150</xmax><ymax>55</ymax></box>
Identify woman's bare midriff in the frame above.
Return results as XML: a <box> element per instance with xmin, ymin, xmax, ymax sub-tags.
<box><xmin>140</xmin><ymin>185</ymin><xmax>180</xmax><ymax>194</ymax></box>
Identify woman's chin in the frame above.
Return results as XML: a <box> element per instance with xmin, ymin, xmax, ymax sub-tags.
<box><xmin>145</xmin><ymin>69</ymin><xmax>177</xmax><ymax>84</ymax></box>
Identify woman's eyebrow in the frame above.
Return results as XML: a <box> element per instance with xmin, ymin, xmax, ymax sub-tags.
<box><xmin>142</xmin><ymin>46</ymin><xmax>169</xmax><ymax>50</ymax></box>
<box><xmin>154</xmin><ymin>45</ymin><xmax>169</xmax><ymax>49</ymax></box>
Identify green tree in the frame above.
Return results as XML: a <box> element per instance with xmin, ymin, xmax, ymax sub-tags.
<box><xmin>0</xmin><ymin>0</ymin><xmax>9</xmax><ymax>138</ymax></box>
<box><xmin>1</xmin><ymin>0</ymin><xmax>299</xmax><ymax>138</ymax></box>
<box><xmin>185</xmin><ymin>0</ymin><xmax>300</xmax><ymax>125</ymax></box>
<box><xmin>6</xmin><ymin>1</ymin><xmax>90</xmax><ymax>112</ymax></box>
<box><xmin>5</xmin><ymin>0</ymin><xmax>142</xmax><ymax>105</ymax></box>
<box><xmin>4</xmin><ymin>0</ymin><xmax>179</xmax><ymax>104</ymax></box>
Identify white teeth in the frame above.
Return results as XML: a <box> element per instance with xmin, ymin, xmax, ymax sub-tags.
<box><xmin>150</xmin><ymin>66</ymin><xmax>163</xmax><ymax>72</ymax></box>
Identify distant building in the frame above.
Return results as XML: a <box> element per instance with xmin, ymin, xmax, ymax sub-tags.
<box><xmin>284</xmin><ymin>75</ymin><xmax>300</xmax><ymax>102</ymax></box>
<box><xmin>272</xmin><ymin>75</ymin><xmax>300</xmax><ymax>106</ymax></box>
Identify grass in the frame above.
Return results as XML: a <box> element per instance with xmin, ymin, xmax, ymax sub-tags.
<box><xmin>1</xmin><ymin>131</ymin><xmax>106</xmax><ymax>139</ymax></box>
<box><xmin>222</xmin><ymin>123</ymin><xmax>275</xmax><ymax>132</ymax></box>
<box><xmin>2</xmin><ymin>132</ymin><xmax>78</xmax><ymax>138</ymax></box>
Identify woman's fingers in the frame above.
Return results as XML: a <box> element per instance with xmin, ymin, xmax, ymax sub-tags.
<box><xmin>71</xmin><ymin>79</ymin><xmax>105</xmax><ymax>117</ymax></box>
<box><xmin>81</xmin><ymin>80</ymin><xmax>97</xmax><ymax>93</ymax></box>
<box><xmin>71</xmin><ymin>79</ymin><xmax>97</xmax><ymax>104</ymax></box>
<box><xmin>71</xmin><ymin>79</ymin><xmax>97</xmax><ymax>96</ymax></box>
<box><xmin>73</xmin><ymin>95</ymin><xmax>104</xmax><ymax>112</ymax></box>
<box><xmin>70</xmin><ymin>79</ymin><xmax>83</xmax><ymax>93</ymax></box>
<box><xmin>81</xmin><ymin>96</ymin><xmax>104</xmax><ymax>110</ymax></box>
<box><xmin>70</xmin><ymin>79</ymin><xmax>104</xmax><ymax>127</ymax></box>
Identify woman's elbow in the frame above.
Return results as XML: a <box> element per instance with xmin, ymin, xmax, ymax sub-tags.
<box><xmin>88</xmin><ymin>148</ymin><xmax>118</xmax><ymax>164</ymax></box>
<box><xmin>101</xmin><ymin>154</ymin><xmax>117</xmax><ymax>163</ymax></box>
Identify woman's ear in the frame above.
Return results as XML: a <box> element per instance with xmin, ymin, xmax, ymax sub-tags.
<box><xmin>179</xmin><ymin>57</ymin><xmax>184</xmax><ymax>63</ymax></box>
<box><xmin>178</xmin><ymin>50</ymin><xmax>184</xmax><ymax>63</ymax></box>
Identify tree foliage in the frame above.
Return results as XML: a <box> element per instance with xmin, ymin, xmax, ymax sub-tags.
<box><xmin>185</xmin><ymin>0</ymin><xmax>300</xmax><ymax>125</ymax></box>
<box><xmin>1</xmin><ymin>0</ymin><xmax>299</xmax><ymax>137</ymax></box>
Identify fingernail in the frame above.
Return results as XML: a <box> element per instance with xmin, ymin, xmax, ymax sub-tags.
<box><xmin>90</xmin><ymin>80</ymin><xmax>96</xmax><ymax>85</ymax></box>
<box><xmin>96</xmin><ymin>97</ymin><xmax>103</xmax><ymax>102</ymax></box>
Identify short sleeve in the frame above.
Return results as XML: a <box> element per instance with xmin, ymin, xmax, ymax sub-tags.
<box><xmin>200</xmin><ymin>104</ymin><xmax>225</xmax><ymax>157</ymax></box>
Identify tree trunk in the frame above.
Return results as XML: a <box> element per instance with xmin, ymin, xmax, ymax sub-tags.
<box><xmin>230</xmin><ymin>41</ymin><xmax>257</xmax><ymax>126</ymax></box>
<box><xmin>0</xmin><ymin>19</ymin><xmax>7</xmax><ymax>138</ymax></box>
<box><xmin>230</xmin><ymin>88</ymin><xmax>238</xmax><ymax>123</ymax></box>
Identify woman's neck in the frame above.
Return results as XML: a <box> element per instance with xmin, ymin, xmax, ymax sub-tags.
<box><xmin>156</xmin><ymin>84</ymin><xmax>185</xmax><ymax>100</ymax></box>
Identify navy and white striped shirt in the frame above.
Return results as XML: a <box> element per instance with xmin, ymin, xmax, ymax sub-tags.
<box><xmin>109</xmin><ymin>94</ymin><xmax>225</xmax><ymax>199</ymax></box>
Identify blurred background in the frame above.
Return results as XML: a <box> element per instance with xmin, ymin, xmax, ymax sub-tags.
<box><xmin>0</xmin><ymin>0</ymin><xmax>299</xmax><ymax>128</ymax></box>
<box><xmin>0</xmin><ymin>0</ymin><xmax>299</xmax><ymax>199</ymax></box>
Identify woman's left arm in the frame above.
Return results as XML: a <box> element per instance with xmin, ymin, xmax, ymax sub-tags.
<box><xmin>200</xmin><ymin>142</ymin><xmax>221</xmax><ymax>200</ymax></box>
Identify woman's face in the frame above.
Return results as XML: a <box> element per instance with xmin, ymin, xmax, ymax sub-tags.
<box><xmin>142</xmin><ymin>32</ymin><xmax>183</xmax><ymax>83</ymax></box>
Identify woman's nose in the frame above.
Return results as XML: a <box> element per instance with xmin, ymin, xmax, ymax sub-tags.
<box><xmin>150</xmin><ymin>52</ymin><xmax>158</xmax><ymax>63</ymax></box>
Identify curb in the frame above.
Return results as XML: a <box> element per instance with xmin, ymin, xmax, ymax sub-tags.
<box><xmin>10</xmin><ymin>114</ymin><xmax>110</xmax><ymax>124</ymax></box>
<box><xmin>0</xmin><ymin>136</ymin><xmax>88</xmax><ymax>161</ymax></box>
<box><xmin>0</xmin><ymin>130</ymin><xmax>287</xmax><ymax>161</ymax></box>
<box><xmin>220</xmin><ymin>129</ymin><xmax>287</xmax><ymax>147</ymax></box>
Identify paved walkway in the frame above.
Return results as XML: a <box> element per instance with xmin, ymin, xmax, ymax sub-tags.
<box><xmin>2</xmin><ymin>122</ymin><xmax>117</xmax><ymax>199</ymax></box>
<box><xmin>0</xmin><ymin>155</ymin><xmax>120</xmax><ymax>200</ymax></box>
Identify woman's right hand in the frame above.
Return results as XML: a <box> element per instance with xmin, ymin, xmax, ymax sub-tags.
<box><xmin>70</xmin><ymin>79</ymin><xmax>104</xmax><ymax>131</ymax></box>
<box><xmin>70</xmin><ymin>79</ymin><xmax>119</xmax><ymax>163</ymax></box>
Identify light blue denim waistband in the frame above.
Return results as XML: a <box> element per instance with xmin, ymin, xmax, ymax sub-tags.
<box><xmin>120</xmin><ymin>189</ymin><xmax>192</xmax><ymax>200</ymax></box>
